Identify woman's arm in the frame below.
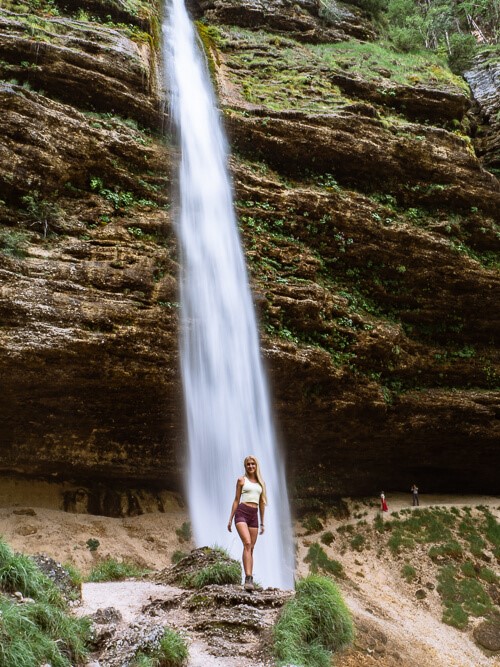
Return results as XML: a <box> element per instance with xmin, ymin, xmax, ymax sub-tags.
<box><xmin>259</xmin><ymin>496</ymin><xmax>265</xmax><ymax>535</ymax></box>
<box><xmin>227</xmin><ymin>478</ymin><xmax>244</xmax><ymax>532</ymax></box>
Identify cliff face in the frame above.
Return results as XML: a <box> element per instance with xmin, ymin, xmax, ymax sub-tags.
<box><xmin>0</xmin><ymin>0</ymin><xmax>498</xmax><ymax>508</ymax></box>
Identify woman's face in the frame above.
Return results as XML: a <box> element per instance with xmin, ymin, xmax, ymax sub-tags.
<box><xmin>245</xmin><ymin>459</ymin><xmax>256</xmax><ymax>474</ymax></box>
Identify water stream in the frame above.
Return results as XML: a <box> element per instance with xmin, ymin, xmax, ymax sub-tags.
<box><xmin>164</xmin><ymin>0</ymin><xmax>294</xmax><ymax>589</ymax></box>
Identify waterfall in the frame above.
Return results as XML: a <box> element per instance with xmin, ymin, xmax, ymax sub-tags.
<box><xmin>163</xmin><ymin>0</ymin><xmax>294</xmax><ymax>589</ymax></box>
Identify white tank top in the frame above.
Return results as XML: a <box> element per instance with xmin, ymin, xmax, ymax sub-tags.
<box><xmin>241</xmin><ymin>477</ymin><xmax>262</xmax><ymax>504</ymax></box>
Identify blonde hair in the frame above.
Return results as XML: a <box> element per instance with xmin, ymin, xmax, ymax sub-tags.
<box><xmin>244</xmin><ymin>455</ymin><xmax>267</xmax><ymax>505</ymax></box>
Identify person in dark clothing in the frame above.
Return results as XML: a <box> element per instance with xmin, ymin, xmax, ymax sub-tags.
<box><xmin>411</xmin><ymin>484</ymin><xmax>419</xmax><ymax>506</ymax></box>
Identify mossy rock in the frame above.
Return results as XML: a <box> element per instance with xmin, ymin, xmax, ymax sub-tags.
<box><xmin>154</xmin><ymin>547</ymin><xmax>241</xmax><ymax>588</ymax></box>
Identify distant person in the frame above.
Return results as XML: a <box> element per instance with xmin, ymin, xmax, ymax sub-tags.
<box><xmin>411</xmin><ymin>484</ymin><xmax>419</xmax><ymax>506</ymax></box>
<box><xmin>227</xmin><ymin>455</ymin><xmax>267</xmax><ymax>591</ymax></box>
<box><xmin>380</xmin><ymin>491</ymin><xmax>388</xmax><ymax>512</ymax></box>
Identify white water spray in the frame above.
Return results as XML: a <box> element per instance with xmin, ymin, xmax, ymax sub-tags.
<box><xmin>164</xmin><ymin>0</ymin><xmax>294</xmax><ymax>588</ymax></box>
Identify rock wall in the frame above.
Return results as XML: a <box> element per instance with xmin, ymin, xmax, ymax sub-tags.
<box><xmin>0</xmin><ymin>0</ymin><xmax>498</xmax><ymax>508</ymax></box>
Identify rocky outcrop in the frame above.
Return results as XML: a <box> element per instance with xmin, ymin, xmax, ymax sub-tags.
<box><xmin>191</xmin><ymin>0</ymin><xmax>377</xmax><ymax>43</ymax></box>
<box><xmin>465</xmin><ymin>49</ymin><xmax>500</xmax><ymax>170</ymax></box>
<box><xmin>0</xmin><ymin>0</ymin><xmax>498</xmax><ymax>502</ymax></box>
<box><xmin>0</xmin><ymin>10</ymin><xmax>161</xmax><ymax>126</ymax></box>
<box><xmin>91</xmin><ymin>548</ymin><xmax>292</xmax><ymax>666</ymax></box>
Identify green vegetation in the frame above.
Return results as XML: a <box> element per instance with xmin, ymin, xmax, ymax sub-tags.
<box><xmin>175</xmin><ymin>522</ymin><xmax>192</xmax><ymax>543</ymax></box>
<box><xmin>401</xmin><ymin>563</ymin><xmax>417</xmax><ymax>582</ymax></box>
<box><xmin>274</xmin><ymin>575</ymin><xmax>354</xmax><ymax>667</ymax></box>
<box><xmin>437</xmin><ymin>564</ymin><xmax>493</xmax><ymax>628</ymax></box>
<box><xmin>0</xmin><ymin>228</ymin><xmax>29</xmax><ymax>258</ymax></box>
<box><xmin>0</xmin><ymin>538</ymin><xmax>90</xmax><ymax>666</ymax></box>
<box><xmin>85</xmin><ymin>538</ymin><xmax>100</xmax><ymax>552</ymax></box>
<box><xmin>21</xmin><ymin>191</ymin><xmax>61</xmax><ymax>237</ymax></box>
<box><xmin>347</xmin><ymin>506</ymin><xmax>500</xmax><ymax>630</ymax></box>
<box><xmin>313</xmin><ymin>39</ymin><xmax>466</xmax><ymax>89</ymax></box>
<box><xmin>131</xmin><ymin>627</ymin><xmax>188</xmax><ymax>667</ymax></box>
<box><xmin>87</xmin><ymin>558</ymin><xmax>148</xmax><ymax>582</ymax></box>
<box><xmin>380</xmin><ymin>0</ymin><xmax>498</xmax><ymax>72</ymax></box>
<box><xmin>171</xmin><ymin>550</ymin><xmax>188</xmax><ymax>564</ymax></box>
<box><xmin>320</xmin><ymin>531</ymin><xmax>335</xmax><ymax>546</ymax></box>
<box><xmin>221</xmin><ymin>25</ymin><xmax>466</xmax><ymax>114</ymax></box>
<box><xmin>304</xmin><ymin>543</ymin><xmax>345</xmax><ymax>578</ymax></box>
<box><xmin>302</xmin><ymin>515</ymin><xmax>324</xmax><ymax>534</ymax></box>
<box><xmin>181</xmin><ymin>560</ymin><xmax>242</xmax><ymax>588</ymax></box>
<box><xmin>428</xmin><ymin>540</ymin><xmax>463</xmax><ymax>561</ymax></box>
<box><xmin>90</xmin><ymin>177</ymin><xmax>157</xmax><ymax>212</ymax></box>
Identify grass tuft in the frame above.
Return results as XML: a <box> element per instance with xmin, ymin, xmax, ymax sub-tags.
<box><xmin>0</xmin><ymin>538</ymin><xmax>91</xmax><ymax>666</ymax></box>
<box><xmin>87</xmin><ymin>558</ymin><xmax>148</xmax><ymax>582</ymax></box>
<box><xmin>182</xmin><ymin>561</ymin><xmax>242</xmax><ymax>588</ymax></box>
<box><xmin>274</xmin><ymin>574</ymin><xmax>354</xmax><ymax>666</ymax></box>
<box><xmin>304</xmin><ymin>543</ymin><xmax>344</xmax><ymax>578</ymax></box>
<box><xmin>131</xmin><ymin>627</ymin><xmax>188</xmax><ymax>667</ymax></box>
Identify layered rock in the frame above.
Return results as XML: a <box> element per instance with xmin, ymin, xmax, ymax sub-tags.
<box><xmin>465</xmin><ymin>49</ymin><xmax>500</xmax><ymax>170</ymax></box>
<box><xmin>0</xmin><ymin>0</ymin><xmax>498</xmax><ymax>504</ymax></box>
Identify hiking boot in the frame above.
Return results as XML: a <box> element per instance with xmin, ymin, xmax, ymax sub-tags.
<box><xmin>244</xmin><ymin>575</ymin><xmax>254</xmax><ymax>591</ymax></box>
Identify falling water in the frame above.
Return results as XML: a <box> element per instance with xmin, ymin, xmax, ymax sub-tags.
<box><xmin>164</xmin><ymin>0</ymin><xmax>294</xmax><ymax>588</ymax></box>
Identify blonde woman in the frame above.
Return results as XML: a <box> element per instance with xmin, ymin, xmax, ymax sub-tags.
<box><xmin>227</xmin><ymin>455</ymin><xmax>267</xmax><ymax>591</ymax></box>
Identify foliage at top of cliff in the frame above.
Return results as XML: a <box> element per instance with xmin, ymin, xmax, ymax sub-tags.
<box><xmin>348</xmin><ymin>0</ymin><xmax>499</xmax><ymax>72</ymax></box>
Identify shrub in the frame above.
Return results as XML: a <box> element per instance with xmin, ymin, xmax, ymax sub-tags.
<box><xmin>350</xmin><ymin>534</ymin><xmax>366</xmax><ymax>552</ymax></box>
<box><xmin>0</xmin><ymin>542</ymin><xmax>62</xmax><ymax>607</ymax></box>
<box><xmin>0</xmin><ymin>228</ymin><xmax>29</xmax><ymax>258</ymax></box>
<box><xmin>428</xmin><ymin>541</ymin><xmax>463</xmax><ymax>562</ymax></box>
<box><xmin>158</xmin><ymin>627</ymin><xmax>189</xmax><ymax>666</ymax></box>
<box><xmin>302</xmin><ymin>515</ymin><xmax>324</xmax><ymax>534</ymax></box>
<box><xmin>171</xmin><ymin>550</ymin><xmax>188</xmax><ymax>564</ymax></box>
<box><xmin>389</xmin><ymin>26</ymin><xmax>424</xmax><ymax>52</ymax></box>
<box><xmin>448</xmin><ymin>33</ymin><xmax>477</xmax><ymax>74</ymax></box>
<box><xmin>175</xmin><ymin>522</ymin><xmax>192</xmax><ymax>543</ymax></box>
<box><xmin>86</xmin><ymin>538</ymin><xmax>100</xmax><ymax>552</ymax></box>
<box><xmin>401</xmin><ymin>563</ymin><xmax>417</xmax><ymax>582</ymax></box>
<box><xmin>274</xmin><ymin>575</ymin><xmax>354</xmax><ymax>667</ymax></box>
<box><xmin>87</xmin><ymin>559</ymin><xmax>147</xmax><ymax>582</ymax></box>
<box><xmin>304</xmin><ymin>543</ymin><xmax>344</xmax><ymax>578</ymax></box>
<box><xmin>374</xmin><ymin>513</ymin><xmax>385</xmax><ymax>533</ymax></box>
<box><xmin>0</xmin><ymin>539</ymin><xmax>90</xmax><ymax>666</ymax></box>
<box><xmin>320</xmin><ymin>531</ymin><xmax>334</xmax><ymax>546</ymax></box>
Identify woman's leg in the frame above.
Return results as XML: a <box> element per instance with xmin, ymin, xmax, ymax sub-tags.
<box><xmin>236</xmin><ymin>522</ymin><xmax>259</xmax><ymax>576</ymax></box>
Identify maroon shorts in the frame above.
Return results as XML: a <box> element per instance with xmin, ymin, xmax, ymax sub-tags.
<box><xmin>234</xmin><ymin>503</ymin><xmax>258</xmax><ymax>528</ymax></box>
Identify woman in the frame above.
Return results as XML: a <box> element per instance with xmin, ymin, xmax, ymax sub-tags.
<box><xmin>380</xmin><ymin>491</ymin><xmax>388</xmax><ymax>512</ymax></box>
<box><xmin>227</xmin><ymin>455</ymin><xmax>267</xmax><ymax>591</ymax></box>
